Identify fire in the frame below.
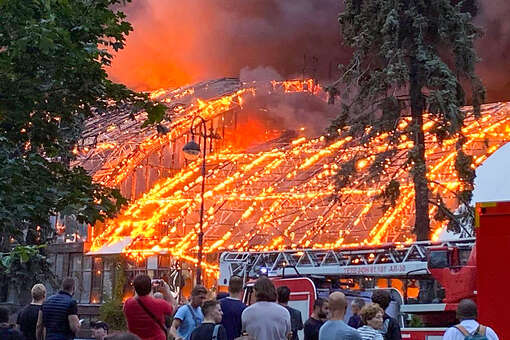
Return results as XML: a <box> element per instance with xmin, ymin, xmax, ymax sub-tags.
<box><xmin>223</xmin><ymin>118</ymin><xmax>281</xmax><ymax>151</ymax></box>
<box><xmin>85</xmin><ymin>80</ymin><xmax>510</xmax><ymax>277</ymax></box>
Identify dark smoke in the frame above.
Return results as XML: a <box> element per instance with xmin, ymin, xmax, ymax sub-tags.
<box><xmin>108</xmin><ymin>0</ymin><xmax>346</xmax><ymax>90</ymax></box>
<box><xmin>475</xmin><ymin>0</ymin><xmax>510</xmax><ymax>102</ymax></box>
<box><xmin>241</xmin><ymin>91</ymin><xmax>339</xmax><ymax>137</ymax></box>
<box><xmin>108</xmin><ymin>0</ymin><xmax>510</xmax><ymax>102</ymax></box>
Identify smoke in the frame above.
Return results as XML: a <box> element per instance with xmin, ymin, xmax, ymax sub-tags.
<box><xmin>108</xmin><ymin>0</ymin><xmax>510</xmax><ymax>102</ymax></box>
<box><xmin>239</xmin><ymin>92</ymin><xmax>338</xmax><ymax>138</ymax></box>
<box><xmin>108</xmin><ymin>0</ymin><xmax>345</xmax><ymax>90</ymax></box>
<box><xmin>475</xmin><ymin>0</ymin><xmax>510</xmax><ymax>102</ymax></box>
<box><xmin>240</xmin><ymin>66</ymin><xmax>283</xmax><ymax>82</ymax></box>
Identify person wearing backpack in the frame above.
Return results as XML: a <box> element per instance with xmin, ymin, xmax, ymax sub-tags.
<box><xmin>190</xmin><ymin>300</ymin><xmax>227</xmax><ymax>340</ymax></box>
<box><xmin>370</xmin><ymin>290</ymin><xmax>401</xmax><ymax>340</ymax></box>
<box><xmin>443</xmin><ymin>299</ymin><xmax>499</xmax><ymax>340</ymax></box>
<box><xmin>170</xmin><ymin>285</ymin><xmax>208</xmax><ymax>340</ymax></box>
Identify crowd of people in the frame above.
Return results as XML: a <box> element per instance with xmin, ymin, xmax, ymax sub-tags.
<box><xmin>0</xmin><ymin>275</ymin><xmax>499</xmax><ymax>340</ymax></box>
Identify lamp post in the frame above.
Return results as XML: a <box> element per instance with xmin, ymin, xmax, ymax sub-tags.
<box><xmin>182</xmin><ymin>116</ymin><xmax>209</xmax><ymax>285</ymax></box>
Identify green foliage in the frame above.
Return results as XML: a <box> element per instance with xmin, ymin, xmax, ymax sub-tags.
<box><xmin>336</xmin><ymin>159</ymin><xmax>356</xmax><ymax>189</ymax></box>
<box><xmin>0</xmin><ymin>245</ymin><xmax>55</xmax><ymax>298</ymax></box>
<box><xmin>332</xmin><ymin>0</ymin><xmax>485</xmax><ymax>239</ymax></box>
<box><xmin>379</xmin><ymin>179</ymin><xmax>401</xmax><ymax>210</ymax></box>
<box><xmin>455</xmin><ymin>149</ymin><xmax>476</xmax><ymax>186</ymax></box>
<box><xmin>142</xmin><ymin>103</ymin><xmax>171</xmax><ymax>128</ymax></box>
<box><xmin>99</xmin><ymin>256</ymin><xmax>127</xmax><ymax>330</ymax></box>
<box><xmin>99</xmin><ymin>298</ymin><xmax>126</xmax><ymax>331</ymax></box>
<box><xmin>408</xmin><ymin>314</ymin><xmax>424</xmax><ymax>327</ymax></box>
<box><xmin>0</xmin><ymin>0</ymin><xmax>165</xmax><ymax>250</ymax></box>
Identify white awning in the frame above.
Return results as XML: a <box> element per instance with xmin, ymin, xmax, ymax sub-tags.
<box><xmin>86</xmin><ymin>237</ymin><xmax>132</xmax><ymax>255</ymax></box>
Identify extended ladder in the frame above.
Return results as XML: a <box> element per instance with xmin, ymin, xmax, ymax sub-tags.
<box><xmin>218</xmin><ymin>238</ymin><xmax>475</xmax><ymax>285</ymax></box>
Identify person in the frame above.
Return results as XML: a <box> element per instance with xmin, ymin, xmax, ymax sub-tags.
<box><xmin>357</xmin><ymin>303</ymin><xmax>384</xmax><ymax>340</ymax></box>
<box><xmin>241</xmin><ymin>276</ymin><xmax>291</xmax><ymax>340</ymax></box>
<box><xmin>170</xmin><ymin>285</ymin><xmax>208</xmax><ymax>340</ymax></box>
<box><xmin>17</xmin><ymin>283</ymin><xmax>46</xmax><ymax>340</ymax></box>
<box><xmin>0</xmin><ymin>306</ymin><xmax>24</xmax><ymax>340</ymax></box>
<box><xmin>219</xmin><ymin>275</ymin><xmax>246</xmax><ymax>340</ymax></box>
<box><xmin>106</xmin><ymin>332</ymin><xmax>141</xmax><ymax>340</ymax></box>
<box><xmin>277</xmin><ymin>286</ymin><xmax>303</xmax><ymax>340</ymax></box>
<box><xmin>370</xmin><ymin>290</ymin><xmax>401</xmax><ymax>340</ymax></box>
<box><xmin>304</xmin><ymin>298</ymin><xmax>328</xmax><ymax>340</ymax></box>
<box><xmin>347</xmin><ymin>298</ymin><xmax>365</xmax><ymax>329</ymax></box>
<box><xmin>153</xmin><ymin>292</ymin><xmax>164</xmax><ymax>299</ymax></box>
<box><xmin>190</xmin><ymin>300</ymin><xmax>228</xmax><ymax>340</ymax></box>
<box><xmin>124</xmin><ymin>275</ymin><xmax>176</xmax><ymax>340</ymax></box>
<box><xmin>216</xmin><ymin>292</ymin><xmax>229</xmax><ymax>300</ymax></box>
<box><xmin>318</xmin><ymin>292</ymin><xmax>361</xmax><ymax>340</ymax></box>
<box><xmin>443</xmin><ymin>299</ymin><xmax>499</xmax><ymax>340</ymax></box>
<box><xmin>91</xmin><ymin>321</ymin><xmax>109</xmax><ymax>340</ymax></box>
<box><xmin>38</xmin><ymin>277</ymin><xmax>80</xmax><ymax>340</ymax></box>
<box><xmin>153</xmin><ymin>292</ymin><xmax>173</xmax><ymax>329</ymax></box>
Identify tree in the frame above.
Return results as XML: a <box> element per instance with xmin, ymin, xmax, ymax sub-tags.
<box><xmin>0</xmin><ymin>0</ymin><xmax>166</xmax><ymax>255</ymax></box>
<box><xmin>0</xmin><ymin>245</ymin><xmax>55</xmax><ymax>302</ymax></box>
<box><xmin>99</xmin><ymin>256</ymin><xmax>127</xmax><ymax>330</ymax></box>
<box><xmin>330</xmin><ymin>0</ymin><xmax>485</xmax><ymax>240</ymax></box>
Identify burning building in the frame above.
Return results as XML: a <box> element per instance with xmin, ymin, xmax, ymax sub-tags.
<box><xmin>36</xmin><ymin>76</ymin><xmax>508</xmax><ymax>307</ymax></box>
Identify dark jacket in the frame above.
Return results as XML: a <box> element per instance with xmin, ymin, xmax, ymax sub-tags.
<box><xmin>41</xmin><ymin>291</ymin><xmax>78</xmax><ymax>340</ymax></box>
<box><xmin>347</xmin><ymin>314</ymin><xmax>363</xmax><ymax>329</ymax></box>
<box><xmin>283</xmin><ymin>305</ymin><xmax>303</xmax><ymax>340</ymax></box>
<box><xmin>381</xmin><ymin>313</ymin><xmax>401</xmax><ymax>340</ymax></box>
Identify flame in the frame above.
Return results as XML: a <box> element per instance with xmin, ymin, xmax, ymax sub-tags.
<box><xmin>223</xmin><ymin>118</ymin><xmax>281</xmax><ymax>151</ymax></box>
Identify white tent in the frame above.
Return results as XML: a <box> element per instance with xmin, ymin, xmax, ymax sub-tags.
<box><xmin>439</xmin><ymin>142</ymin><xmax>510</xmax><ymax>240</ymax></box>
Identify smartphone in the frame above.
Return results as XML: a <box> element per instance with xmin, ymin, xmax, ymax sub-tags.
<box><xmin>151</xmin><ymin>279</ymin><xmax>161</xmax><ymax>285</ymax></box>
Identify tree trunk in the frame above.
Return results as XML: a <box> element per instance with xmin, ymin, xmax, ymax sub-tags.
<box><xmin>410</xmin><ymin>57</ymin><xmax>431</xmax><ymax>241</ymax></box>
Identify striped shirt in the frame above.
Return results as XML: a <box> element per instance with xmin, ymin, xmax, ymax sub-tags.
<box><xmin>357</xmin><ymin>326</ymin><xmax>384</xmax><ymax>340</ymax></box>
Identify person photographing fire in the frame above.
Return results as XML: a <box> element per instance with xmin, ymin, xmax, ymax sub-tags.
<box><xmin>123</xmin><ymin>275</ymin><xmax>177</xmax><ymax>340</ymax></box>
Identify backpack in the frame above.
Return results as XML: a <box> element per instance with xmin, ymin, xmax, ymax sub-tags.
<box><xmin>186</xmin><ymin>304</ymin><xmax>202</xmax><ymax>328</ymax></box>
<box><xmin>455</xmin><ymin>324</ymin><xmax>489</xmax><ymax>340</ymax></box>
<box><xmin>377</xmin><ymin>318</ymin><xmax>390</xmax><ymax>337</ymax></box>
<box><xmin>212</xmin><ymin>324</ymin><xmax>220</xmax><ymax>340</ymax></box>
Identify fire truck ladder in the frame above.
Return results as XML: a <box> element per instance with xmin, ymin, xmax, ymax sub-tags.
<box><xmin>218</xmin><ymin>239</ymin><xmax>475</xmax><ymax>285</ymax></box>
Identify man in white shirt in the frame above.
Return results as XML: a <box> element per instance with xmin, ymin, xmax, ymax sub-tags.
<box><xmin>241</xmin><ymin>276</ymin><xmax>291</xmax><ymax>340</ymax></box>
<box><xmin>443</xmin><ymin>299</ymin><xmax>499</xmax><ymax>340</ymax></box>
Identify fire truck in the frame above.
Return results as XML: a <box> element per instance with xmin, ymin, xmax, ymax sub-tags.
<box><xmin>218</xmin><ymin>201</ymin><xmax>510</xmax><ymax>339</ymax></box>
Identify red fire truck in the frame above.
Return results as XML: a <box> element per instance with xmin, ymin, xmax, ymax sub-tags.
<box><xmin>218</xmin><ymin>201</ymin><xmax>510</xmax><ymax>339</ymax></box>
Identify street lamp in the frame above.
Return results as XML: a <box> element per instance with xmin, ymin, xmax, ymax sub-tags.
<box><xmin>182</xmin><ymin>115</ymin><xmax>210</xmax><ymax>285</ymax></box>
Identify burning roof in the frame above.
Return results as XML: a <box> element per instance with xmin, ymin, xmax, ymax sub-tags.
<box><xmin>80</xmin><ymin>78</ymin><xmax>510</xmax><ymax>275</ymax></box>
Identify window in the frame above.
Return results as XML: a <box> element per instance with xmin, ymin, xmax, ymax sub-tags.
<box><xmin>82</xmin><ymin>256</ymin><xmax>92</xmax><ymax>303</ymax></box>
<box><xmin>70</xmin><ymin>254</ymin><xmax>92</xmax><ymax>304</ymax></box>
<box><xmin>71</xmin><ymin>254</ymin><xmax>83</xmax><ymax>302</ymax></box>
<box><xmin>55</xmin><ymin>254</ymin><xmax>65</xmax><ymax>278</ymax></box>
<box><xmin>91</xmin><ymin>257</ymin><xmax>103</xmax><ymax>304</ymax></box>
<box><xmin>102</xmin><ymin>257</ymin><xmax>113</xmax><ymax>302</ymax></box>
